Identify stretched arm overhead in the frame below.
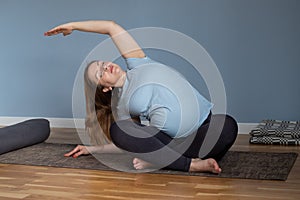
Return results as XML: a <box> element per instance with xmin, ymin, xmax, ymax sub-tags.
<box><xmin>44</xmin><ymin>20</ymin><xmax>145</xmax><ymax>58</ymax></box>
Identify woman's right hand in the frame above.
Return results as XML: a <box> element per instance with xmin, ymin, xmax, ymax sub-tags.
<box><xmin>64</xmin><ymin>145</ymin><xmax>92</xmax><ymax>158</ymax></box>
<box><xmin>44</xmin><ymin>23</ymin><xmax>74</xmax><ymax>36</ymax></box>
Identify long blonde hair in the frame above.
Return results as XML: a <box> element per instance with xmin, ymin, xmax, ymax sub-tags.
<box><xmin>84</xmin><ymin>61</ymin><xmax>114</xmax><ymax>145</ymax></box>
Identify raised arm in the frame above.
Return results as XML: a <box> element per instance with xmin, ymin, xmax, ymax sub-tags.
<box><xmin>44</xmin><ymin>20</ymin><xmax>145</xmax><ymax>58</ymax></box>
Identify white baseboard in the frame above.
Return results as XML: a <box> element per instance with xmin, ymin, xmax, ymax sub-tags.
<box><xmin>237</xmin><ymin>123</ymin><xmax>258</xmax><ymax>134</ymax></box>
<box><xmin>0</xmin><ymin>117</ymin><xmax>257</xmax><ymax>134</ymax></box>
<box><xmin>0</xmin><ymin>117</ymin><xmax>85</xmax><ymax>129</ymax></box>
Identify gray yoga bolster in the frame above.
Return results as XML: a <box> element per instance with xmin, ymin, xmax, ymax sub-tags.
<box><xmin>0</xmin><ymin>119</ymin><xmax>50</xmax><ymax>155</ymax></box>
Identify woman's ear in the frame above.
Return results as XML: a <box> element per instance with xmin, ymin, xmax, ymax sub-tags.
<box><xmin>102</xmin><ymin>87</ymin><xmax>113</xmax><ymax>92</ymax></box>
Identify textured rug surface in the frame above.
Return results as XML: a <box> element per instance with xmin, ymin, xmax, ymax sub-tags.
<box><xmin>0</xmin><ymin>143</ymin><xmax>297</xmax><ymax>181</ymax></box>
<box><xmin>250</xmin><ymin>119</ymin><xmax>300</xmax><ymax>145</ymax></box>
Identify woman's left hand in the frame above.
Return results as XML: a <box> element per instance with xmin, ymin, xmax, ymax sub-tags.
<box><xmin>64</xmin><ymin>145</ymin><xmax>92</xmax><ymax>158</ymax></box>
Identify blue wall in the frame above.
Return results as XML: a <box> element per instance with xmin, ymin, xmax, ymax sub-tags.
<box><xmin>0</xmin><ymin>0</ymin><xmax>299</xmax><ymax>122</ymax></box>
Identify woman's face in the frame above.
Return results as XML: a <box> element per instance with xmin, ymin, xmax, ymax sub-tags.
<box><xmin>87</xmin><ymin>61</ymin><xmax>125</xmax><ymax>92</ymax></box>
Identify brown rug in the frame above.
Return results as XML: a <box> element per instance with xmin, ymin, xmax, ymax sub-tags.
<box><xmin>0</xmin><ymin>143</ymin><xmax>297</xmax><ymax>181</ymax></box>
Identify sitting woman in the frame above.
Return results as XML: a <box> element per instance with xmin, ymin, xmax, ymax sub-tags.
<box><xmin>44</xmin><ymin>20</ymin><xmax>238</xmax><ymax>173</ymax></box>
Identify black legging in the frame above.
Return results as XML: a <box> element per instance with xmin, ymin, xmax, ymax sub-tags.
<box><xmin>110</xmin><ymin>114</ymin><xmax>238</xmax><ymax>172</ymax></box>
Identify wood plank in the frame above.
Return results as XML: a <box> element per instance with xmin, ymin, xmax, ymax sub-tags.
<box><xmin>0</xmin><ymin>130</ymin><xmax>299</xmax><ymax>200</ymax></box>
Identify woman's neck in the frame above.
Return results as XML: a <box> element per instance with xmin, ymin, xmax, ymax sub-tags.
<box><xmin>115</xmin><ymin>71</ymin><xmax>127</xmax><ymax>88</ymax></box>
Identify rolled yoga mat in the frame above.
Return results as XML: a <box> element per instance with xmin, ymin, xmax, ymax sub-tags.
<box><xmin>0</xmin><ymin>119</ymin><xmax>50</xmax><ymax>155</ymax></box>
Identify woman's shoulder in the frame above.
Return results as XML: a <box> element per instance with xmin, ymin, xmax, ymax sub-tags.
<box><xmin>125</xmin><ymin>56</ymin><xmax>158</xmax><ymax>70</ymax></box>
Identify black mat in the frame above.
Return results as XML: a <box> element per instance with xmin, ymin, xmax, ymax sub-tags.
<box><xmin>0</xmin><ymin>143</ymin><xmax>297</xmax><ymax>181</ymax></box>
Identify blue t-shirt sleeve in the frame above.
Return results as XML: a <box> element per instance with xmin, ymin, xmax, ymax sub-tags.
<box><xmin>125</xmin><ymin>56</ymin><xmax>155</xmax><ymax>70</ymax></box>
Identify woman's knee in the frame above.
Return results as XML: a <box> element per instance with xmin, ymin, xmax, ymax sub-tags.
<box><xmin>109</xmin><ymin>120</ymin><xmax>138</xmax><ymax>144</ymax></box>
<box><xmin>222</xmin><ymin>114</ymin><xmax>238</xmax><ymax>145</ymax></box>
<box><xmin>110</xmin><ymin>120</ymin><xmax>129</xmax><ymax>144</ymax></box>
<box><xmin>212</xmin><ymin>114</ymin><xmax>238</xmax><ymax>144</ymax></box>
<box><xmin>203</xmin><ymin>114</ymin><xmax>238</xmax><ymax>160</ymax></box>
<box><xmin>109</xmin><ymin>121</ymin><xmax>119</xmax><ymax>143</ymax></box>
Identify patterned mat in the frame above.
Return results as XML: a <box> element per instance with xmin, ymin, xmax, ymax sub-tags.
<box><xmin>249</xmin><ymin>119</ymin><xmax>300</xmax><ymax>145</ymax></box>
<box><xmin>0</xmin><ymin>143</ymin><xmax>297</xmax><ymax>180</ymax></box>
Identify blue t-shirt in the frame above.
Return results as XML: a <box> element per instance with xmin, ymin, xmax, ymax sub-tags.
<box><xmin>112</xmin><ymin>57</ymin><xmax>213</xmax><ymax>138</ymax></box>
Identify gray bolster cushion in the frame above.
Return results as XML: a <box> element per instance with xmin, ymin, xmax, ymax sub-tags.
<box><xmin>0</xmin><ymin>119</ymin><xmax>50</xmax><ymax>155</ymax></box>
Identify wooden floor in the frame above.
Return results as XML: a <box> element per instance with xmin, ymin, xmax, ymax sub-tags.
<box><xmin>0</xmin><ymin>128</ymin><xmax>299</xmax><ymax>200</ymax></box>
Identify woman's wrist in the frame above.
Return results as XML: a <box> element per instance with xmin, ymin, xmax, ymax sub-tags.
<box><xmin>87</xmin><ymin>145</ymin><xmax>104</xmax><ymax>154</ymax></box>
<box><xmin>67</xmin><ymin>22</ymin><xmax>77</xmax><ymax>31</ymax></box>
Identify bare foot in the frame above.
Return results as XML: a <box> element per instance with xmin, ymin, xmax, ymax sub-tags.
<box><xmin>133</xmin><ymin>158</ymin><xmax>154</xmax><ymax>170</ymax></box>
<box><xmin>189</xmin><ymin>158</ymin><xmax>221</xmax><ymax>174</ymax></box>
